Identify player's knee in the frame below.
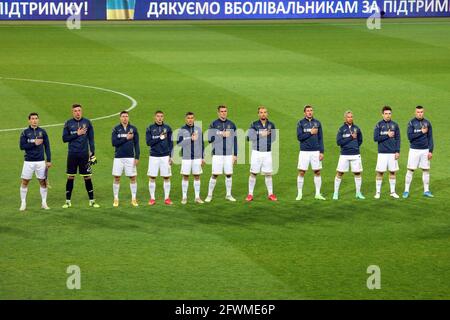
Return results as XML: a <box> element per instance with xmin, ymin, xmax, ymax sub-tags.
<box><xmin>130</xmin><ymin>176</ymin><xmax>136</xmax><ymax>183</ymax></box>
<box><xmin>21</xmin><ymin>179</ymin><xmax>30</xmax><ymax>187</ymax></box>
<box><xmin>67</xmin><ymin>175</ymin><xmax>75</xmax><ymax>180</ymax></box>
<box><xmin>354</xmin><ymin>172</ymin><xmax>361</xmax><ymax>177</ymax></box>
<box><xmin>298</xmin><ymin>171</ymin><xmax>305</xmax><ymax>177</ymax></box>
<box><xmin>38</xmin><ymin>179</ymin><xmax>47</xmax><ymax>187</ymax></box>
<box><xmin>84</xmin><ymin>176</ymin><xmax>91</xmax><ymax>181</ymax></box>
<box><xmin>114</xmin><ymin>176</ymin><xmax>121</xmax><ymax>183</ymax></box>
<box><xmin>314</xmin><ymin>170</ymin><xmax>321</xmax><ymax>176</ymax></box>
<box><xmin>336</xmin><ymin>172</ymin><xmax>344</xmax><ymax>177</ymax></box>
<box><xmin>194</xmin><ymin>175</ymin><xmax>200</xmax><ymax>180</ymax></box>
<box><xmin>212</xmin><ymin>175</ymin><xmax>218</xmax><ymax>179</ymax></box>
<box><xmin>183</xmin><ymin>175</ymin><xmax>189</xmax><ymax>181</ymax></box>
<box><xmin>226</xmin><ymin>175</ymin><xmax>232</xmax><ymax>178</ymax></box>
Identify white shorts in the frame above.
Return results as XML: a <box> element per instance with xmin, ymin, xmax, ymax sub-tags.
<box><xmin>21</xmin><ymin>161</ymin><xmax>46</xmax><ymax>180</ymax></box>
<box><xmin>181</xmin><ymin>159</ymin><xmax>203</xmax><ymax>175</ymax></box>
<box><xmin>147</xmin><ymin>156</ymin><xmax>172</xmax><ymax>177</ymax></box>
<box><xmin>376</xmin><ymin>153</ymin><xmax>399</xmax><ymax>172</ymax></box>
<box><xmin>407</xmin><ymin>149</ymin><xmax>430</xmax><ymax>170</ymax></box>
<box><xmin>212</xmin><ymin>155</ymin><xmax>233</xmax><ymax>175</ymax></box>
<box><xmin>298</xmin><ymin>151</ymin><xmax>322</xmax><ymax>171</ymax></box>
<box><xmin>250</xmin><ymin>150</ymin><xmax>273</xmax><ymax>174</ymax></box>
<box><xmin>112</xmin><ymin>158</ymin><xmax>137</xmax><ymax>177</ymax></box>
<box><xmin>336</xmin><ymin>155</ymin><xmax>363</xmax><ymax>173</ymax></box>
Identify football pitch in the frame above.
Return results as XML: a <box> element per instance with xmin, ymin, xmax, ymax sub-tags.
<box><xmin>0</xmin><ymin>18</ymin><xmax>449</xmax><ymax>299</ymax></box>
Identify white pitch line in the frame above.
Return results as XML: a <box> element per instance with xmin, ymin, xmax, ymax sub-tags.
<box><xmin>0</xmin><ymin>77</ymin><xmax>138</xmax><ymax>132</ymax></box>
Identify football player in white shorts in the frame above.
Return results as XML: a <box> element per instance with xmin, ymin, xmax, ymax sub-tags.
<box><xmin>111</xmin><ymin>111</ymin><xmax>140</xmax><ymax>207</ymax></box>
<box><xmin>19</xmin><ymin>113</ymin><xmax>52</xmax><ymax>211</ymax></box>
<box><xmin>403</xmin><ymin>106</ymin><xmax>434</xmax><ymax>198</ymax></box>
<box><xmin>146</xmin><ymin>111</ymin><xmax>174</xmax><ymax>206</ymax></box>
<box><xmin>177</xmin><ymin>112</ymin><xmax>205</xmax><ymax>204</ymax></box>
<box><xmin>333</xmin><ymin>111</ymin><xmax>365</xmax><ymax>200</ymax></box>
<box><xmin>246</xmin><ymin>106</ymin><xmax>277</xmax><ymax>202</ymax></box>
<box><xmin>373</xmin><ymin>106</ymin><xmax>401</xmax><ymax>199</ymax></box>
<box><xmin>205</xmin><ymin>105</ymin><xmax>238</xmax><ymax>202</ymax></box>
<box><xmin>296</xmin><ymin>105</ymin><xmax>326</xmax><ymax>200</ymax></box>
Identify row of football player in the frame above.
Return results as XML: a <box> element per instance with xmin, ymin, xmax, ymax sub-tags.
<box><xmin>18</xmin><ymin>104</ymin><xmax>433</xmax><ymax>210</ymax></box>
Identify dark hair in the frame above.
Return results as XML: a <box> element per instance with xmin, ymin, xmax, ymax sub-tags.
<box><xmin>28</xmin><ymin>112</ymin><xmax>39</xmax><ymax>119</ymax></box>
<box><xmin>382</xmin><ymin>106</ymin><xmax>392</xmax><ymax>113</ymax></box>
<box><xmin>120</xmin><ymin>111</ymin><xmax>129</xmax><ymax>116</ymax></box>
<box><xmin>303</xmin><ymin>105</ymin><xmax>313</xmax><ymax>112</ymax></box>
<box><xmin>155</xmin><ymin>110</ymin><xmax>164</xmax><ymax>115</ymax></box>
<box><xmin>217</xmin><ymin>105</ymin><xmax>227</xmax><ymax>111</ymax></box>
<box><xmin>72</xmin><ymin>104</ymin><xmax>82</xmax><ymax>109</ymax></box>
<box><xmin>416</xmin><ymin>105</ymin><xmax>424</xmax><ymax>110</ymax></box>
<box><xmin>185</xmin><ymin>112</ymin><xmax>195</xmax><ymax>117</ymax></box>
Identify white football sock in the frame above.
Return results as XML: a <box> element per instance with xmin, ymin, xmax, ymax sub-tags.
<box><xmin>148</xmin><ymin>180</ymin><xmax>156</xmax><ymax>200</ymax></box>
<box><xmin>182</xmin><ymin>179</ymin><xmax>189</xmax><ymax>199</ymax></box>
<box><xmin>248</xmin><ymin>175</ymin><xmax>256</xmax><ymax>196</ymax></box>
<box><xmin>265</xmin><ymin>175</ymin><xmax>273</xmax><ymax>195</ymax></box>
<box><xmin>389</xmin><ymin>178</ymin><xmax>396</xmax><ymax>194</ymax></box>
<box><xmin>334</xmin><ymin>177</ymin><xmax>342</xmax><ymax>194</ymax></box>
<box><xmin>20</xmin><ymin>186</ymin><xmax>28</xmax><ymax>202</ymax></box>
<box><xmin>225</xmin><ymin>177</ymin><xmax>232</xmax><ymax>197</ymax></box>
<box><xmin>404</xmin><ymin>170</ymin><xmax>413</xmax><ymax>192</ymax></box>
<box><xmin>376</xmin><ymin>179</ymin><xmax>382</xmax><ymax>193</ymax></box>
<box><xmin>354</xmin><ymin>176</ymin><xmax>362</xmax><ymax>193</ymax></box>
<box><xmin>297</xmin><ymin>176</ymin><xmax>304</xmax><ymax>193</ymax></box>
<box><xmin>207</xmin><ymin>177</ymin><xmax>216</xmax><ymax>197</ymax></box>
<box><xmin>314</xmin><ymin>175</ymin><xmax>322</xmax><ymax>196</ymax></box>
<box><xmin>130</xmin><ymin>182</ymin><xmax>137</xmax><ymax>200</ymax></box>
<box><xmin>422</xmin><ymin>171</ymin><xmax>430</xmax><ymax>192</ymax></box>
<box><xmin>40</xmin><ymin>186</ymin><xmax>48</xmax><ymax>204</ymax></box>
<box><xmin>113</xmin><ymin>183</ymin><xmax>120</xmax><ymax>200</ymax></box>
<box><xmin>163</xmin><ymin>180</ymin><xmax>171</xmax><ymax>200</ymax></box>
<box><xmin>194</xmin><ymin>180</ymin><xmax>201</xmax><ymax>199</ymax></box>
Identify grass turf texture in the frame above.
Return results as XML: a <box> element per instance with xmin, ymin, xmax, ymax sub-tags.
<box><xmin>0</xmin><ymin>18</ymin><xmax>449</xmax><ymax>299</ymax></box>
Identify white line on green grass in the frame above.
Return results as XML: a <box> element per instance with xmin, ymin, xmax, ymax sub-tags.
<box><xmin>0</xmin><ymin>77</ymin><xmax>138</xmax><ymax>132</ymax></box>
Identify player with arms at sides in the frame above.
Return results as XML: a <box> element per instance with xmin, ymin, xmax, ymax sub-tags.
<box><xmin>373</xmin><ymin>106</ymin><xmax>401</xmax><ymax>199</ymax></box>
<box><xmin>19</xmin><ymin>113</ymin><xmax>52</xmax><ymax>211</ymax></box>
<box><xmin>296</xmin><ymin>105</ymin><xmax>326</xmax><ymax>201</ymax></box>
<box><xmin>205</xmin><ymin>105</ymin><xmax>238</xmax><ymax>202</ymax></box>
<box><xmin>403</xmin><ymin>106</ymin><xmax>434</xmax><ymax>198</ymax></box>
<box><xmin>111</xmin><ymin>111</ymin><xmax>140</xmax><ymax>207</ymax></box>
<box><xmin>333</xmin><ymin>110</ymin><xmax>365</xmax><ymax>200</ymax></box>
<box><xmin>246</xmin><ymin>106</ymin><xmax>277</xmax><ymax>202</ymax></box>
<box><xmin>177</xmin><ymin>112</ymin><xmax>205</xmax><ymax>204</ymax></box>
<box><xmin>146</xmin><ymin>110</ymin><xmax>173</xmax><ymax>206</ymax></box>
<box><xmin>62</xmin><ymin>104</ymin><xmax>99</xmax><ymax>208</ymax></box>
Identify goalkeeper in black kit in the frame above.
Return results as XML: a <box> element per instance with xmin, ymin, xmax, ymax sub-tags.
<box><xmin>62</xmin><ymin>104</ymin><xmax>100</xmax><ymax>208</ymax></box>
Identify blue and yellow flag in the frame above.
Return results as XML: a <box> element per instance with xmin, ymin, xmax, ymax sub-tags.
<box><xmin>107</xmin><ymin>0</ymin><xmax>136</xmax><ymax>20</ymax></box>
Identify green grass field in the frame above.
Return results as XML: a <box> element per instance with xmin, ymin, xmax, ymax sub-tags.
<box><xmin>0</xmin><ymin>18</ymin><xmax>449</xmax><ymax>300</ymax></box>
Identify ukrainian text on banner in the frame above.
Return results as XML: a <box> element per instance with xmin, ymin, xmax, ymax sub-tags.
<box><xmin>1</xmin><ymin>0</ymin><xmax>449</xmax><ymax>20</ymax></box>
<box><xmin>0</xmin><ymin>0</ymin><xmax>106</xmax><ymax>20</ymax></box>
<box><xmin>138</xmin><ymin>0</ymin><xmax>450</xmax><ymax>20</ymax></box>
